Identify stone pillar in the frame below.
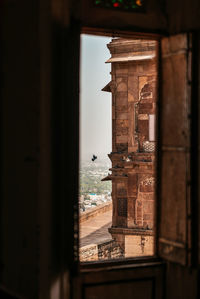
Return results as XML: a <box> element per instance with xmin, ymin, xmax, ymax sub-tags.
<box><xmin>103</xmin><ymin>38</ymin><xmax>157</xmax><ymax>257</ymax></box>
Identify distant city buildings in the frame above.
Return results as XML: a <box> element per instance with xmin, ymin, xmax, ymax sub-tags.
<box><xmin>79</xmin><ymin>159</ymin><xmax>111</xmax><ymax>212</ymax></box>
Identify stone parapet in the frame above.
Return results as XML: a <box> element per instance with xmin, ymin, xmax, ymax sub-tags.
<box><xmin>79</xmin><ymin>244</ymin><xmax>98</xmax><ymax>262</ymax></box>
<box><xmin>80</xmin><ymin>239</ymin><xmax>124</xmax><ymax>262</ymax></box>
<box><xmin>109</xmin><ymin>227</ymin><xmax>154</xmax><ymax>236</ymax></box>
<box><xmin>80</xmin><ymin>202</ymin><xmax>112</xmax><ymax>224</ymax></box>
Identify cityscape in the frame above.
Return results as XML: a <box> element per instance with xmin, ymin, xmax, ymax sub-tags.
<box><xmin>79</xmin><ymin>156</ymin><xmax>112</xmax><ymax>212</ymax></box>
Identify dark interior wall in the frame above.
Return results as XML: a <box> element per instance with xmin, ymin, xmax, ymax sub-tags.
<box><xmin>37</xmin><ymin>0</ymin><xmax>52</xmax><ymax>297</ymax></box>
<box><xmin>0</xmin><ymin>0</ymin><xmax>80</xmax><ymax>297</ymax></box>
<box><xmin>49</xmin><ymin>14</ymin><xmax>80</xmax><ymax>299</ymax></box>
<box><xmin>0</xmin><ymin>0</ymin><xmax>61</xmax><ymax>297</ymax></box>
<box><xmin>1</xmin><ymin>1</ymin><xmax>40</xmax><ymax>298</ymax></box>
<box><xmin>80</xmin><ymin>0</ymin><xmax>167</xmax><ymax>34</ymax></box>
<box><xmin>165</xmin><ymin>0</ymin><xmax>200</xmax><ymax>34</ymax></box>
<box><xmin>79</xmin><ymin>0</ymin><xmax>200</xmax><ymax>35</ymax></box>
<box><xmin>0</xmin><ymin>0</ymin><xmax>78</xmax><ymax>297</ymax></box>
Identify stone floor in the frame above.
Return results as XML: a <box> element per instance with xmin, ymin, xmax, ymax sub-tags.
<box><xmin>80</xmin><ymin>209</ymin><xmax>112</xmax><ymax>247</ymax></box>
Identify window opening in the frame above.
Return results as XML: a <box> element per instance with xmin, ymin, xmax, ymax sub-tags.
<box><xmin>149</xmin><ymin>114</ymin><xmax>155</xmax><ymax>142</ymax></box>
<box><xmin>79</xmin><ymin>34</ymin><xmax>158</xmax><ymax>262</ymax></box>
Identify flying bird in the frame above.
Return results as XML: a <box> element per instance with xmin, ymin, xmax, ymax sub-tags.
<box><xmin>91</xmin><ymin>154</ymin><xmax>97</xmax><ymax>162</ymax></box>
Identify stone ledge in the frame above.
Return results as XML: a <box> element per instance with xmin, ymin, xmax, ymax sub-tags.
<box><xmin>80</xmin><ymin>202</ymin><xmax>112</xmax><ymax>224</ymax></box>
<box><xmin>109</xmin><ymin>227</ymin><xmax>154</xmax><ymax>236</ymax></box>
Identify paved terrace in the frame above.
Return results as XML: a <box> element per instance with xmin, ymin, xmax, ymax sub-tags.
<box><xmin>80</xmin><ymin>209</ymin><xmax>112</xmax><ymax>247</ymax></box>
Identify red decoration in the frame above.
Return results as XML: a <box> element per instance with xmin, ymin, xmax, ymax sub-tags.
<box><xmin>113</xmin><ymin>2</ymin><xmax>119</xmax><ymax>7</ymax></box>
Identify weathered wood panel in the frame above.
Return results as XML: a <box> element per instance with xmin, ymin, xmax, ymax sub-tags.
<box><xmin>158</xmin><ymin>34</ymin><xmax>191</xmax><ymax>265</ymax></box>
<box><xmin>78</xmin><ymin>263</ymin><xmax>165</xmax><ymax>299</ymax></box>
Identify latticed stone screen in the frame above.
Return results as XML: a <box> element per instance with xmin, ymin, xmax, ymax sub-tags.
<box><xmin>143</xmin><ymin>141</ymin><xmax>155</xmax><ymax>152</ymax></box>
<box><xmin>117</xmin><ymin>198</ymin><xmax>127</xmax><ymax>217</ymax></box>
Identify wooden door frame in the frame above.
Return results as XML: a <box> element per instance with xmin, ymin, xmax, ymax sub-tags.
<box><xmin>78</xmin><ymin>27</ymin><xmax>165</xmax><ymax>272</ymax></box>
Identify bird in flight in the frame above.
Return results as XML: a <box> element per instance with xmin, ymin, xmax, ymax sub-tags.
<box><xmin>91</xmin><ymin>154</ymin><xmax>97</xmax><ymax>162</ymax></box>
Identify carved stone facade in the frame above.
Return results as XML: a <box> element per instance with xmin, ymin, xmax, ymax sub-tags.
<box><xmin>102</xmin><ymin>38</ymin><xmax>157</xmax><ymax>257</ymax></box>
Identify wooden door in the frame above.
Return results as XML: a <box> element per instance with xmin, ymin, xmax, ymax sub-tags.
<box><xmin>74</xmin><ymin>261</ymin><xmax>165</xmax><ymax>299</ymax></box>
<box><xmin>157</xmin><ymin>33</ymin><xmax>192</xmax><ymax>266</ymax></box>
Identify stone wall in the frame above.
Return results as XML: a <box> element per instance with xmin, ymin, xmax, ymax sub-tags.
<box><xmin>103</xmin><ymin>38</ymin><xmax>156</xmax><ymax>258</ymax></box>
<box><xmin>109</xmin><ymin>227</ymin><xmax>154</xmax><ymax>257</ymax></box>
<box><xmin>80</xmin><ymin>239</ymin><xmax>124</xmax><ymax>262</ymax></box>
<box><xmin>125</xmin><ymin>234</ymin><xmax>154</xmax><ymax>257</ymax></box>
<box><xmin>79</xmin><ymin>244</ymin><xmax>98</xmax><ymax>262</ymax></box>
<box><xmin>79</xmin><ymin>234</ymin><xmax>153</xmax><ymax>261</ymax></box>
<box><xmin>98</xmin><ymin>239</ymin><xmax>124</xmax><ymax>260</ymax></box>
<box><xmin>80</xmin><ymin>202</ymin><xmax>112</xmax><ymax>224</ymax></box>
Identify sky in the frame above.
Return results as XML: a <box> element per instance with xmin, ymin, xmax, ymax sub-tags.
<box><xmin>80</xmin><ymin>34</ymin><xmax>112</xmax><ymax>161</ymax></box>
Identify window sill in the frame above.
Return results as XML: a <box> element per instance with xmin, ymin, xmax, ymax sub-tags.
<box><xmin>80</xmin><ymin>255</ymin><xmax>165</xmax><ymax>273</ymax></box>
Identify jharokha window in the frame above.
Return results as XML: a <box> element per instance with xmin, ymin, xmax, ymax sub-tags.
<box><xmin>79</xmin><ymin>35</ymin><xmax>158</xmax><ymax>262</ymax></box>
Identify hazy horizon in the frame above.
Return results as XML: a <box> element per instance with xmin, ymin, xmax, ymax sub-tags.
<box><xmin>80</xmin><ymin>34</ymin><xmax>112</xmax><ymax>162</ymax></box>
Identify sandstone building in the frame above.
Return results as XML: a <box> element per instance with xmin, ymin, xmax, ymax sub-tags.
<box><xmin>102</xmin><ymin>38</ymin><xmax>157</xmax><ymax>257</ymax></box>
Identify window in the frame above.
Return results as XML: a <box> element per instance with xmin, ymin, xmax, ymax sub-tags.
<box><xmin>79</xmin><ymin>34</ymin><xmax>158</xmax><ymax>262</ymax></box>
<box><xmin>149</xmin><ymin>114</ymin><xmax>155</xmax><ymax>142</ymax></box>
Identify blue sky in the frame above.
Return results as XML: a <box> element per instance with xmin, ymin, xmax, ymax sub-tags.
<box><xmin>80</xmin><ymin>34</ymin><xmax>112</xmax><ymax>161</ymax></box>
